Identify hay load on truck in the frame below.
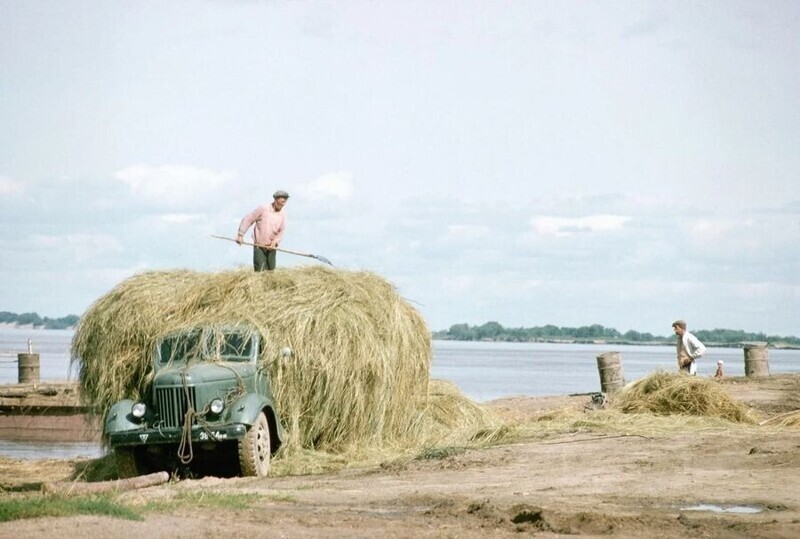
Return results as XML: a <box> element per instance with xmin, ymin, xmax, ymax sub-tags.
<box><xmin>72</xmin><ymin>266</ymin><xmax>445</xmax><ymax>478</ymax></box>
<box><xmin>104</xmin><ymin>325</ymin><xmax>284</xmax><ymax>478</ymax></box>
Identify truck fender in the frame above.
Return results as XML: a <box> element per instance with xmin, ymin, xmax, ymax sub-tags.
<box><xmin>104</xmin><ymin>399</ymin><xmax>141</xmax><ymax>435</ymax></box>
<box><xmin>227</xmin><ymin>393</ymin><xmax>283</xmax><ymax>445</ymax></box>
<box><xmin>227</xmin><ymin>393</ymin><xmax>273</xmax><ymax>425</ymax></box>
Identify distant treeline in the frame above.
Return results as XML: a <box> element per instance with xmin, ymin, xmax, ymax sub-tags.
<box><xmin>0</xmin><ymin>311</ymin><xmax>80</xmax><ymax>330</ymax></box>
<box><xmin>3</xmin><ymin>311</ymin><xmax>797</xmax><ymax>346</ymax></box>
<box><xmin>433</xmin><ymin>322</ymin><xmax>800</xmax><ymax>346</ymax></box>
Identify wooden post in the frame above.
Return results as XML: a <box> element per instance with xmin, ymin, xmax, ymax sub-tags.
<box><xmin>744</xmin><ymin>344</ymin><xmax>769</xmax><ymax>378</ymax></box>
<box><xmin>596</xmin><ymin>352</ymin><xmax>624</xmax><ymax>394</ymax></box>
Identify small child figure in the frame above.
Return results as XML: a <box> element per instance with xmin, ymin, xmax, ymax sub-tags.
<box><xmin>714</xmin><ymin>360</ymin><xmax>724</xmax><ymax>379</ymax></box>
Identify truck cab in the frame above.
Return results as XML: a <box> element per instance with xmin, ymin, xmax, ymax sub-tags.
<box><xmin>104</xmin><ymin>325</ymin><xmax>284</xmax><ymax>478</ymax></box>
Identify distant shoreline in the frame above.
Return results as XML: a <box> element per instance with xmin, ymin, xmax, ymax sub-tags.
<box><xmin>432</xmin><ymin>337</ymin><xmax>800</xmax><ymax>350</ymax></box>
<box><xmin>1</xmin><ymin>325</ymin><xmax>797</xmax><ymax>350</ymax></box>
<box><xmin>0</xmin><ymin>323</ymin><xmax>77</xmax><ymax>331</ymax></box>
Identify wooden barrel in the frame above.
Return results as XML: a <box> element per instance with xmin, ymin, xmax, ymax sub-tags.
<box><xmin>596</xmin><ymin>352</ymin><xmax>624</xmax><ymax>394</ymax></box>
<box><xmin>17</xmin><ymin>353</ymin><xmax>40</xmax><ymax>384</ymax></box>
<box><xmin>744</xmin><ymin>345</ymin><xmax>769</xmax><ymax>378</ymax></box>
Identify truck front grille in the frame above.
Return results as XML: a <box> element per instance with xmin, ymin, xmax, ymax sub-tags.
<box><xmin>156</xmin><ymin>387</ymin><xmax>197</xmax><ymax>429</ymax></box>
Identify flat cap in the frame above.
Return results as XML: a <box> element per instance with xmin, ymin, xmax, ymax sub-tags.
<box><xmin>672</xmin><ymin>319</ymin><xmax>687</xmax><ymax>329</ymax></box>
<box><xmin>273</xmin><ymin>190</ymin><xmax>290</xmax><ymax>199</ymax></box>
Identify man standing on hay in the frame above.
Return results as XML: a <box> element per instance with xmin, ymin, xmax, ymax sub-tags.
<box><xmin>236</xmin><ymin>190</ymin><xmax>289</xmax><ymax>271</ymax></box>
<box><xmin>672</xmin><ymin>319</ymin><xmax>706</xmax><ymax>375</ymax></box>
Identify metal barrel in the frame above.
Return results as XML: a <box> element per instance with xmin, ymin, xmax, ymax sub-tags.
<box><xmin>596</xmin><ymin>351</ymin><xmax>625</xmax><ymax>394</ymax></box>
<box><xmin>18</xmin><ymin>353</ymin><xmax>40</xmax><ymax>384</ymax></box>
<box><xmin>744</xmin><ymin>344</ymin><xmax>769</xmax><ymax>378</ymax></box>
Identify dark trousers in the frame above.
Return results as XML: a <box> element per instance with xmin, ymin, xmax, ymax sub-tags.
<box><xmin>253</xmin><ymin>246</ymin><xmax>276</xmax><ymax>271</ymax></box>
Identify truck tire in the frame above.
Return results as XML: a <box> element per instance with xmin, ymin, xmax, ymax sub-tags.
<box><xmin>115</xmin><ymin>447</ymin><xmax>144</xmax><ymax>479</ymax></box>
<box><xmin>238</xmin><ymin>411</ymin><xmax>271</xmax><ymax>477</ymax></box>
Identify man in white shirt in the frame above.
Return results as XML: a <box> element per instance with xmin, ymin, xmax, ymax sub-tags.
<box><xmin>672</xmin><ymin>319</ymin><xmax>706</xmax><ymax>375</ymax></box>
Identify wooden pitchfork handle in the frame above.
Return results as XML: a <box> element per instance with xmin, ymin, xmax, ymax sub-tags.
<box><xmin>211</xmin><ymin>235</ymin><xmax>333</xmax><ymax>266</ymax></box>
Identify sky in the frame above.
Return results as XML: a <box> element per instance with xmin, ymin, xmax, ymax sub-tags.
<box><xmin>1</xmin><ymin>1</ymin><xmax>799</xmax><ymax>336</ymax></box>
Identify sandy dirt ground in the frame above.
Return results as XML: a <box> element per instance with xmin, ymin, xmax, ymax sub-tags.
<box><xmin>2</xmin><ymin>374</ymin><xmax>799</xmax><ymax>538</ymax></box>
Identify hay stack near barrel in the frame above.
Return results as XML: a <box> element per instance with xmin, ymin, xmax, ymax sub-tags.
<box><xmin>613</xmin><ymin>371</ymin><xmax>755</xmax><ymax>423</ymax></box>
<box><xmin>71</xmin><ymin>267</ymin><xmax>432</xmax><ymax>452</ymax></box>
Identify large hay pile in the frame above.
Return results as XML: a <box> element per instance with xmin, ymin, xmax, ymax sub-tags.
<box><xmin>613</xmin><ymin>371</ymin><xmax>756</xmax><ymax>423</ymax></box>
<box><xmin>71</xmin><ymin>267</ymin><xmax>433</xmax><ymax>452</ymax></box>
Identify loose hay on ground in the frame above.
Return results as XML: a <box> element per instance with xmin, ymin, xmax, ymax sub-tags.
<box><xmin>416</xmin><ymin>379</ymin><xmax>512</xmax><ymax>447</ymax></box>
<box><xmin>612</xmin><ymin>371</ymin><xmax>756</xmax><ymax>423</ymax></box>
<box><xmin>269</xmin><ymin>380</ymin><xmax>513</xmax><ymax>475</ymax></box>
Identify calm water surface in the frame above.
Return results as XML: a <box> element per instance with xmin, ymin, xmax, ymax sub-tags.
<box><xmin>1</xmin><ymin>328</ymin><xmax>798</xmax><ymax>458</ymax></box>
<box><xmin>0</xmin><ymin>328</ymin><xmax>80</xmax><ymax>382</ymax></box>
<box><xmin>432</xmin><ymin>340</ymin><xmax>800</xmax><ymax>401</ymax></box>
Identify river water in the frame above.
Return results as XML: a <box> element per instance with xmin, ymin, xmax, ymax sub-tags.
<box><xmin>1</xmin><ymin>328</ymin><xmax>798</xmax><ymax>459</ymax></box>
<box><xmin>433</xmin><ymin>340</ymin><xmax>800</xmax><ymax>401</ymax></box>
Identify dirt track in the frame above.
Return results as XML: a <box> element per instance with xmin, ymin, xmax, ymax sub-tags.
<box><xmin>2</xmin><ymin>375</ymin><xmax>799</xmax><ymax>538</ymax></box>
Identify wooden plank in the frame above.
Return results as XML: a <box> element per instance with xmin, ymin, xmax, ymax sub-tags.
<box><xmin>0</xmin><ymin>413</ymin><xmax>101</xmax><ymax>442</ymax></box>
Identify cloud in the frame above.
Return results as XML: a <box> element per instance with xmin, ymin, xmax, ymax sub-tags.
<box><xmin>305</xmin><ymin>171</ymin><xmax>354</xmax><ymax>201</ymax></box>
<box><xmin>530</xmin><ymin>214</ymin><xmax>632</xmax><ymax>237</ymax></box>
<box><xmin>682</xmin><ymin>216</ymin><xmax>798</xmax><ymax>263</ymax></box>
<box><xmin>114</xmin><ymin>165</ymin><xmax>237</xmax><ymax>209</ymax></box>
<box><xmin>620</xmin><ymin>14</ymin><xmax>669</xmax><ymax>39</ymax></box>
<box><xmin>0</xmin><ymin>175</ymin><xmax>24</xmax><ymax>195</ymax></box>
<box><xmin>686</xmin><ymin>218</ymin><xmax>738</xmax><ymax>241</ymax></box>
<box><xmin>159</xmin><ymin>213</ymin><xmax>203</xmax><ymax>224</ymax></box>
<box><xmin>443</xmin><ymin>224</ymin><xmax>490</xmax><ymax>242</ymax></box>
<box><xmin>442</xmin><ymin>274</ymin><xmax>476</xmax><ymax>294</ymax></box>
<box><xmin>31</xmin><ymin>233</ymin><xmax>123</xmax><ymax>263</ymax></box>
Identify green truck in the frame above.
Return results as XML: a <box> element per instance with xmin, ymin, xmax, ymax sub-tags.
<box><xmin>104</xmin><ymin>326</ymin><xmax>284</xmax><ymax>478</ymax></box>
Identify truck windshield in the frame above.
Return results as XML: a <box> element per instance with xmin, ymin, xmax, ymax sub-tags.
<box><xmin>157</xmin><ymin>329</ymin><xmax>255</xmax><ymax>365</ymax></box>
<box><xmin>218</xmin><ymin>333</ymin><xmax>254</xmax><ymax>362</ymax></box>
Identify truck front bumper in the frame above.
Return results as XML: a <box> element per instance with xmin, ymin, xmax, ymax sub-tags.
<box><xmin>108</xmin><ymin>423</ymin><xmax>247</xmax><ymax>447</ymax></box>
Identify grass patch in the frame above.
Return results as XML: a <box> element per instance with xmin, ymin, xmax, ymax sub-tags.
<box><xmin>0</xmin><ymin>485</ymin><xmax>277</xmax><ymax>523</ymax></box>
<box><xmin>0</xmin><ymin>494</ymin><xmax>141</xmax><ymax>522</ymax></box>
<box><xmin>144</xmin><ymin>491</ymin><xmax>262</xmax><ymax>512</ymax></box>
<box><xmin>264</xmin><ymin>492</ymin><xmax>297</xmax><ymax>503</ymax></box>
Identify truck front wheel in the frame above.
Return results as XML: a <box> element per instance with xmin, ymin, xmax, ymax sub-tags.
<box><xmin>238</xmin><ymin>411</ymin><xmax>271</xmax><ymax>477</ymax></box>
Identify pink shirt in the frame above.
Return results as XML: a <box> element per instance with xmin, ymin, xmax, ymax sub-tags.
<box><xmin>238</xmin><ymin>203</ymin><xmax>286</xmax><ymax>246</ymax></box>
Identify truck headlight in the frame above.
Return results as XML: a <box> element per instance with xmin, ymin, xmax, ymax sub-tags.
<box><xmin>131</xmin><ymin>402</ymin><xmax>147</xmax><ymax>419</ymax></box>
<box><xmin>209</xmin><ymin>398</ymin><xmax>225</xmax><ymax>415</ymax></box>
